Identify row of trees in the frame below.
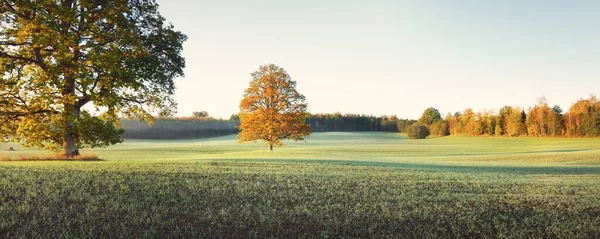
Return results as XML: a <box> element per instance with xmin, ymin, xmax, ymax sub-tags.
<box><xmin>306</xmin><ymin>113</ymin><xmax>414</xmax><ymax>133</ymax></box>
<box><xmin>121</xmin><ymin>113</ymin><xmax>419</xmax><ymax>140</ymax></box>
<box><xmin>414</xmin><ymin>96</ymin><xmax>600</xmax><ymax>138</ymax></box>
<box><xmin>123</xmin><ymin>95</ymin><xmax>599</xmax><ymax>141</ymax></box>
<box><xmin>121</xmin><ymin>112</ymin><xmax>417</xmax><ymax>140</ymax></box>
<box><xmin>565</xmin><ymin>96</ymin><xmax>600</xmax><ymax>137</ymax></box>
<box><xmin>121</xmin><ymin>117</ymin><xmax>238</xmax><ymax>140</ymax></box>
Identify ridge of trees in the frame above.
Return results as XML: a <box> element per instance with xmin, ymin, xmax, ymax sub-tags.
<box><xmin>421</xmin><ymin>96</ymin><xmax>600</xmax><ymax>138</ymax></box>
<box><xmin>119</xmin><ymin>113</ymin><xmax>414</xmax><ymax>139</ymax></box>
<box><xmin>306</xmin><ymin>113</ymin><xmax>413</xmax><ymax>133</ymax></box>
<box><xmin>118</xmin><ymin>95</ymin><xmax>599</xmax><ymax>140</ymax></box>
<box><xmin>121</xmin><ymin>117</ymin><xmax>238</xmax><ymax>140</ymax></box>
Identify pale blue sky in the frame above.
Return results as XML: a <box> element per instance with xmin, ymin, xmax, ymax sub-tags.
<box><xmin>157</xmin><ymin>0</ymin><xmax>599</xmax><ymax>119</ymax></box>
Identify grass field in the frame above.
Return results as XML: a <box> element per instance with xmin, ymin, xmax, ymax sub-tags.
<box><xmin>1</xmin><ymin>132</ymin><xmax>600</xmax><ymax>238</ymax></box>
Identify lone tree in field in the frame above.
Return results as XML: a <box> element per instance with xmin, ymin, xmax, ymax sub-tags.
<box><xmin>238</xmin><ymin>64</ymin><xmax>311</xmax><ymax>151</ymax></box>
<box><xmin>0</xmin><ymin>1</ymin><xmax>186</xmax><ymax>157</ymax></box>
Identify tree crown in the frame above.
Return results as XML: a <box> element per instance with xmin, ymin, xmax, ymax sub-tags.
<box><xmin>238</xmin><ymin>64</ymin><xmax>311</xmax><ymax>150</ymax></box>
<box><xmin>0</xmin><ymin>0</ymin><xmax>186</xmax><ymax>152</ymax></box>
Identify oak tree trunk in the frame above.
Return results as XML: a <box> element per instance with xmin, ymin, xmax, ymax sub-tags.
<box><xmin>62</xmin><ymin>105</ymin><xmax>80</xmax><ymax>157</ymax></box>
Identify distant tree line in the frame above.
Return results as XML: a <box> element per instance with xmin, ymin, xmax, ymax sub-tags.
<box><xmin>414</xmin><ymin>96</ymin><xmax>600</xmax><ymax>138</ymax></box>
<box><xmin>121</xmin><ymin>117</ymin><xmax>238</xmax><ymax>139</ymax></box>
<box><xmin>306</xmin><ymin>113</ymin><xmax>415</xmax><ymax>133</ymax></box>
<box><xmin>121</xmin><ymin>113</ymin><xmax>418</xmax><ymax>139</ymax></box>
<box><xmin>121</xmin><ymin>95</ymin><xmax>600</xmax><ymax>140</ymax></box>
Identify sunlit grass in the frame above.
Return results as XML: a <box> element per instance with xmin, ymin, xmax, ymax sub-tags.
<box><xmin>5</xmin><ymin>132</ymin><xmax>600</xmax><ymax>165</ymax></box>
<box><xmin>1</xmin><ymin>132</ymin><xmax>599</xmax><ymax>238</ymax></box>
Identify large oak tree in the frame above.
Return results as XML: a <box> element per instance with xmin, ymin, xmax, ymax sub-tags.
<box><xmin>0</xmin><ymin>0</ymin><xmax>186</xmax><ymax>156</ymax></box>
<box><xmin>238</xmin><ymin>64</ymin><xmax>311</xmax><ymax>151</ymax></box>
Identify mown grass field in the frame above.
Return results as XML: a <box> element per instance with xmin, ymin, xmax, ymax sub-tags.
<box><xmin>1</xmin><ymin>132</ymin><xmax>599</xmax><ymax>238</ymax></box>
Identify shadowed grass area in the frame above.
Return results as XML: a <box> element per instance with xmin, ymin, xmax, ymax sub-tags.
<box><xmin>0</xmin><ymin>154</ymin><xmax>101</xmax><ymax>162</ymax></box>
<box><xmin>0</xmin><ymin>132</ymin><xmax>599</xmax><ymax>238</ymax></box>
<box><xmin>205</xmin><ymin>158</ymin><xmax>600</xmax><ymax>175</ymax></box>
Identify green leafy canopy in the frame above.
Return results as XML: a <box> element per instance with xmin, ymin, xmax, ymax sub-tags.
<box><xmin>0</xmin><ymin>0</ymin><xmax>186</xmax><ymax>153</ymax></box>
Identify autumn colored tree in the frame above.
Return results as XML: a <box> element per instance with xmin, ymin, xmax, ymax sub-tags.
<box><xmin>0</xmin><ymin>1</ymin><xmax>186</xmax><ymax>156</ymax></box>
<box><xmin>238</xmin><ymin>64</ymin><xmax>311</xmax><ymax>151</ymax></box>
<box><xmin>429</xmin><ymin>121</ymin><xmax>449</xmax><ymax>136</ymax></box>
<box><xmin>445</xmin><ymin>112</ymin><xmax>460</xmax><ymax>135</ymax></box>
<box><xmin>525</xmin><ymin>97</ymin><xmax>564</xmax><ymax>137</ymax></box>
<box><xmin>564</xmin><ymin>96</ymin><xmax>600</xmax><ymax>137</ymax></box>
<box><xmin>460</xmin><ymin>108</ymin><xmax>481</xmax><ymax>135</ymax></box>
<box><xmin>507</xmin><ymin>108</ymin><xmax>526</xmax><ymax>137</ymax></box>
<box><xmin>493</xmin><ymin>117</ymin><xmax>503</xmax><ymax>136</ymax></box>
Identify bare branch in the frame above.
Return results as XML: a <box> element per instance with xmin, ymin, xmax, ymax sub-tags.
<box><xmin>0</xmin><ymin>109</ymin><xmax>58</xmax><ymax>120</ymax></box>
<box><xmin>0</xmin><ymin>51</ymin><xmax>37</xmax><ymax>64</ymax></box>
<box><xmin>33</xmin><ymin>48</ymin><xmax>47</xmax><ymax>70</ymax></box>
<box><xmin>0</xmin><ymin>41</ymin><xmax>32</xmax><ymax>46</ymax></box>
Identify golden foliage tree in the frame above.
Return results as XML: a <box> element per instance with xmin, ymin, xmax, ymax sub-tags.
<box><xmin>564</xmin><ymin>96</ymin><xmax>600</xmax><ymax>137</ymax></box>
<box><xmin>507</xmin><ymin>107</ymin><xmax>527</xmax><ymax>137</ymax></box>
<box><xmin>238</xmin><ymin>64</ymin><xmax>312</xmax><ymax>151</ymax></box>
<box><xmin>526</xmin><ymin>97</ymin><xmax>564</xmax><ymax>137</ymax></box>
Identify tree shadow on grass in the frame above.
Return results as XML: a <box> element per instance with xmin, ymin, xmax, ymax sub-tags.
<box><xmin>512</xmin><ymin>149</ymin><xmax>593</xmax><ymax>154</ymax></box>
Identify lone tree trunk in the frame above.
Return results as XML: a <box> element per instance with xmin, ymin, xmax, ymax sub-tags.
<box><xmin>61</xmin><ymin>69</ymin><xmax>87</xmax><ymax>158</ymax></box>
<box><xmin>269</xmin><ymin>144</ymin><xmax>273</xmax><ymax>151</ymax></box>
<box><xmin>62</xmin><ymin>104</ymin><xmax>81</xmax><ymax>157</ymax></box>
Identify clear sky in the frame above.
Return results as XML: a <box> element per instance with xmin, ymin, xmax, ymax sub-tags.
<box><xmin>156</xmin><ymin>0</ymin><xmax>599</xmax><ymax>119</ymax></box>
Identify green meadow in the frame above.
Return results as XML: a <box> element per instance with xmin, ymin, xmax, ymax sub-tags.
<box><xmin>1</xmin><ymin>132</ymin><xmax>600</xmax><ymax>238</ymax></box>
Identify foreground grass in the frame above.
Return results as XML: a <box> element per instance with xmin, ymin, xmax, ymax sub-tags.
<box><xmin>1</xmin><ymin>133</ymin><xmax>600</xmax><ymax>238</ymax></box>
